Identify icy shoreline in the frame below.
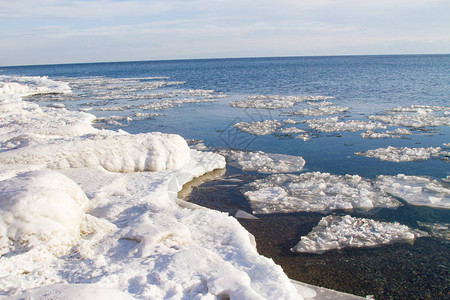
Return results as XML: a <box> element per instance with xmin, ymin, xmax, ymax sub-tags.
<box><xmin>0</xmin><ymin>76</ymin><xmax>307</xmax><ymax>299</ymax></box>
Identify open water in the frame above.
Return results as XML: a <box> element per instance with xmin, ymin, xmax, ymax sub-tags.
<box><xmin>2</xmin><ymin>55</ymin><xmax>449</xmax><ymax>299</ymax></box>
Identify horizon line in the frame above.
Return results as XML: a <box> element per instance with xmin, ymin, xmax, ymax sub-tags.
<box><xmin>1</xmin><ymin>53</ymin><xmax>449</xmax><ymax>68</ymax></box>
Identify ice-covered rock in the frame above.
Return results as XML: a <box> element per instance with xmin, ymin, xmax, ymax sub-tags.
<box><xmin>292</xmin><ymin>215</ymin><xmax>426</xmax><ymax>253</ymax></box>
<box><xmin>375</xmin><ymin>174</ymin><xmax>450</xmax><ymax>208</ymax></box>
<box><xmin>355</xmin><ymin>146</ymin><xmax>442</xmax><ymax>162</ymax></box>
<box><xmin>218</xmin><ymin>149</ymin><xmax>305</xmax><ymax>173</ymax></box>
<box><xmin>243</xmin><ymin>172</ymin><xmax>400</xmax><ymax>214</ymax></box>
<box><xmin>234</xmin><ymin>120</ymin><xmax>284</xmax><ymax>135</ymax></box>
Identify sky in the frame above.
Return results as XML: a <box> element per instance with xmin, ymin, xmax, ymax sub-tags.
<box><xmin>1</xmin><ymin>0</ymin><xmax>449</xmax><ymax>66</ymax></box>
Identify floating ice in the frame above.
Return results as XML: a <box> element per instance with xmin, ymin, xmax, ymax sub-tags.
<box><xmin>355</xmin><ymin>146</ymin><xmax>442</xmax><ymax>162</ymax></box>
<box><xmin>291</xmin><ymin>215</ymin><xmax>425</xmax><ymax>253</ymax></box>
<box><xmin>138</xmin><ymin>98</ymin><xmax>215</xmax><ymax>111</ymax></box>
<box><xmin>360</xmin><ymin>128</ymin><xmax>412</xmax><ymax>139</ymax></box>
<box><xmin>234</xmin><ymin>119</ymin><xmax>284</xmax><ymax>135</ymax></box>
<box><xmin>369</xmin><ymin>105</ymin><xmax>450</xmax><ymax>128</ymax></box>
<box><xmin>375</xmin><ymin>174</ymin><xmax>450</xmax><ymax>208</ymax></box>
<box><xmin>218</xmin><ymin>149</ymin><xmax>305</xmax><ymax>173</ymax></box>
<box><xmin>243</xmin><ymin>172</ymin><xmax>400</xmax><ymax>214</ymax></box>
<box><xmin>307</xmin><ymin>101</ymin><xmax>334</xmax><ymax>107</ymax></box>
<box><xmin>305</xmin><ymin>117</ymin><xmax>386</xmax><ymax>132</ymax></box>
<box><xmin>284</xmin><ymin>106</ymin><xmax>348</xmax><ymax>117</ymax></box>
<box><xmin>230</xmin><ymin>95</ymin><xmax>333</xmax><ymax>109</ymax></box>
<box><xmin>277</xmin><ymin>127</ymin><xmax>306</xmax><ymax>134</ymax></box>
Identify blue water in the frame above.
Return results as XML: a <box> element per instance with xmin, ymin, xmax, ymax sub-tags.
<box><xmin>2</xmin><ymin>55</ymin><xmax>450</xmax><ymax>299</ymax></box>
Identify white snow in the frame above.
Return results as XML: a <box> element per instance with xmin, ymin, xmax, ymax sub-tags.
<box><xmin>0</xmin><ymin>76</ymin><xmax>304</xmax><ymax>299</ymax></box>
<box><xmin>355</xmin><ymin>146</ymin><xmax>442</xmax><ymax>162</ymax></box>
<box><xmin>375</xmin><ymin>174</ymin><xmax>450</xmax><ymax>208</ymax></box>
<box><xmin>243</xmin><ymin>172</ymin><xmax>401</xmax><ymax>214</ymax></box>
<box><xmin>291</xmin><ymin>215</ymin><xmax>426</xmax><ymax>253</ymax></box>
<box><xmin>0</xmin><ymin>75</ymin><xmax>71</xmax><ymax>97</ymax></box>
<box><xmin>234</xmin><ymin>119</ymin><xmax>284</xmax><ymax>135</ymax></box>
<box><xmin>218</xmin><ymin>149</ymin><xmax>305</xmax><ymax>173</ymax></box>
<box><xmin>305</xmin><ymin>117</ymin><xmax>386</xmax><ymax>132</ymax></box>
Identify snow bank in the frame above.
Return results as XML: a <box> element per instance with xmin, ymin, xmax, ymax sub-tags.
<box><xmin>292</xmin><ymin>215</ymin><xmax>425</xmax><ymax>253</ymax></box>
<box><xmin>243</xmin><ymin>172</ymin><xmax>400</xmax><ymax>214</ymax></box>
<box><xmin>306</xmin><ymin>117</ymin><xmax>386</xmax><ymax>133</ymax></box>
<box><xmin>218</xmin><ymin>149</ymin><xmax>305</xmax><ymax>173</ymax></box>
<box><xmin>0</xmin><ymin>132</ymin><xmax>191</xmax><ymax>172</ymax></box>
<box><xmin>234</xmin><ymin>120</ymin><xmax>284</xmax><ymax>135</ymax></box>
<box><xmin>355</xmin><ymin>146</ymin><xmax>442</xmax><ymax>162</ymax></box>
<box><xmin>375</xmin><ymin>174</ymin><xmax>450</xmax><ymax>208</ymax></box>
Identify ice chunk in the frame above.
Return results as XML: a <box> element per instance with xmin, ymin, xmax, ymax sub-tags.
<box><xmin>0</xmin><ymin>75</ymin><xmax>71</xmax><ymax>97</ymax></box>
<box><xmin>218</xmin><ymin>149</ymin><xmax>305</xmax><ymax>173</ymax></box>
<box><xmin>277</xmin><ymin>127</ymin><xmax>306</xmax><ymax>134</ymax></box>
<box><xmin>234</xmin><ymin>120</ymin><xmax>284</xmax><ymax>135</ymax></box>
<box><xmin>243</xmin><ymin>172</ymin><xmax>400</xmax><ymax>214</ymax></box>
<box><xmin>375</xmin><ymin>174</ymin><xmax>450</xmax><ymax>208</ymax></box>
<box><xmin>355</xmin><ymin>146</ymin><xmax>442</xmax><ymax>162</ymax></box>
<box><xmin>417</xmin><ymin>222</ymin><xmax>450</xmax><ymax>240</ymax></box>
<box><xmin>292</xmin><ymin>215</ymin><xmax>426</xmax><ymax>253</ymax></box>
<box><xmin>360</xmin><ymin>128</ymin><xmax>412</xmax><ymax>139</ymax></box>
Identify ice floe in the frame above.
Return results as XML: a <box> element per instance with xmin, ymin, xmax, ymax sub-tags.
<box><xmin>375</xmin><ymin>174</ymin><xmax>450</xmax><ymax>208</ymax></box>
<box><xmin>230</xmin><ymin>95</ymin><xmax>333</xmax><ymax>109</ymax></box>
<box><xmin>305</xmin><ymin>117</ymin><xmax>386</xmax><ymax>132</ymax></box>
<box><xmin>0</xmin><ymin>75</ymin><xmax>304</xmax><ymax>299</ymax></box>
<box><xmin>277</xmin><ymin>127</ymin><xmax>306</xmax><ymax>134</ymax></box>
<box><xmin>291</xmin><ymin>215</ymin><xmax>426</xmax><ymax>253</ymax></box>
<box><xmin>360</xmin><ymin>128</ymin><xmax>412</xmax><ymax>139</ymax></box>
<box><xmin>284</xmin><ymin>106</ymin><xmax>348</xmax><ymax>117</ymax></box>
<box><xmin>417</xmin><ymin>222</ymin><xmax>450</xmax><ymax>240</ymax></box>
<box><xmin>234</xmin><ymin>119</ymin><xmax>284</xmax><ymax>135</ymax></box>
<box><xmin>243</xmin><ymin>172</ymin><xmax>401</xmax><ymax>214</ymax></box>
<box><xmin>218</xmin><ymin>149</ymin><xmax>305</xmax><ymax>173</ymax></box>
<box><xmin>369</xmin><ymin>105</ymin><xmax>450</xmax><ymax>128</ymax></box>
<box><xmin>355</xmin><ymin>146</ymin><xmax>442</xmax><ymax>162</ymax></box>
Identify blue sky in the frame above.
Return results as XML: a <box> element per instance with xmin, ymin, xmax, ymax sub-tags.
<box><xmin>1</xmin><ymin>0</ymin><xmax>449</xmax><ymax>66</ymax></box>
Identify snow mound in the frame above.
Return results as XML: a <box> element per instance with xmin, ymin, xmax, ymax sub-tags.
<box><xmin>234</xmin><ymin>120</ymin><xmax>284</xmax><ymax>135</ymax></box>
<box><xmin>375</xmin><ymin>174</ymin><xmax>450</xmax><ymax>208</ymax></box>
<box><xmin>243</xmin><ymin>172</ymin><xmax>400</xmax><ymax>214</ymax></box>
<box><xmin>292</xmin><ymin>215</ymin><xmax>426</xmax><ymax>253</ymax></box>
<box><xmin>306</xmin><ymin>117</ymin><xmax>386</xmax><ymax>132</ymax></box>
<box><xmin>0</xmin><ymin>169</ymin><xmax>90</xmax><ymax>256</ymax></box>
<box><xmin>355</xmin><ymin>146</ymin><xmax>442</xmax><ymax>162</ymax></box>
<box><xmin>218</xmin><ymin>149</ymin><xmax>305</xmax><ymax>173</ymax></box>
<box><xmin>0</xmin><ymin>132</ymin><xmax>191</xmax><ymax>172</ymax></box>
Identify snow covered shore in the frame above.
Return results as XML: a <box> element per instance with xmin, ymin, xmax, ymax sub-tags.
<box><xmin>0</xmin><ymin>76</ymin><xmax>306</xmax><ymax>299</ymax></box>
